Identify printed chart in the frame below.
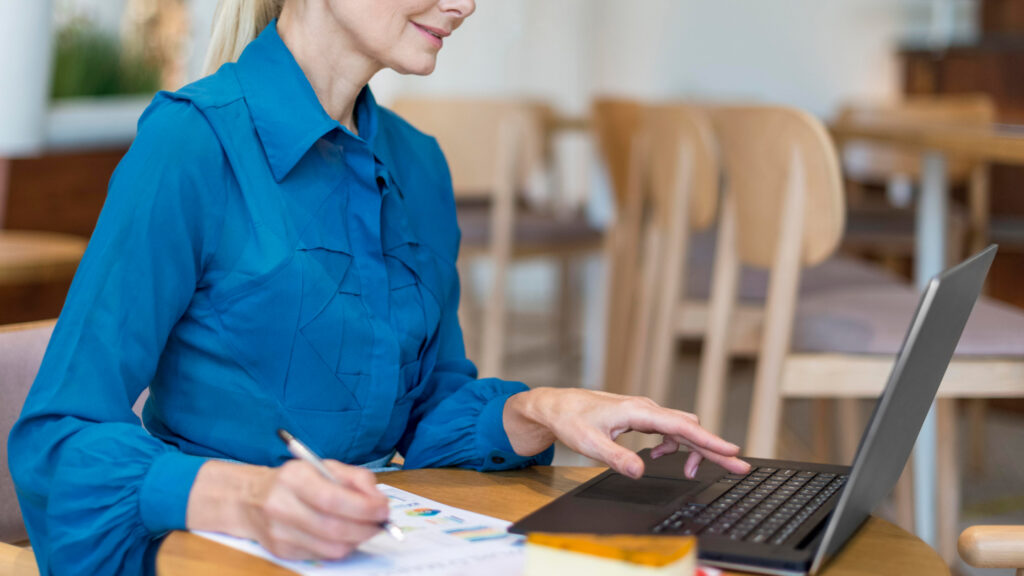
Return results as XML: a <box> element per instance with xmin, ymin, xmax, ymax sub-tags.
<box><xmin>195</xmin><ymin>484</ymin><xmax>525</xmax><ymax>576</ymax></box>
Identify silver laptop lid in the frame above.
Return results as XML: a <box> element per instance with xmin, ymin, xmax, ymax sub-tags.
<box><xmin>809</xmin><ymin>245</ymin><xmax>997</xmax><ymax>574</ymax></box>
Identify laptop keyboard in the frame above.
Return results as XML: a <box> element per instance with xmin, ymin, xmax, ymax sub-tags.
<box><xmin>652</xmin><ymin>467</ymin><xmax>848</xmax><ymax>545</ymax></box>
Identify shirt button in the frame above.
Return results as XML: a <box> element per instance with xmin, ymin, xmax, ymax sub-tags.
<box><xmin>491</xmin><ymin>456</ymin><xmax>506</xmax><ymax>465</ymax></box>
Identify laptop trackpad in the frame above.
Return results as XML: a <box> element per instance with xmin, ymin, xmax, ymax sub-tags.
<box><xmin>577</xmin><ymin>474</ymin><xmax>701</xmax><ymax>506</ymax></box>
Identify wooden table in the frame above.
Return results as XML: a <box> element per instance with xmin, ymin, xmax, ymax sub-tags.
<box><xmin>157</xmin><ymin>466</ymin><xmax>949</xmax><ymax>576</ymax></box>
<box><xmin>831</xmin><ymin>120</ymin><xmax>1024</xmax><ymax>549</ymax></box>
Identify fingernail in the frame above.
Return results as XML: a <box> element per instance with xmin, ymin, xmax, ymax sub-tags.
<box><xmin>686</xmin><ymin>463</ymin><xmax>696</xmax><ymax>478</ymax></box>
<box><xmin>628</xmin><ymin>463</ymin><xmax>642</xmax><ymax>478</ymax></box>
<box><xmin>727</xmin><ymin>442</ymin><xmax>741</xmax><ymax>452</ymax></box>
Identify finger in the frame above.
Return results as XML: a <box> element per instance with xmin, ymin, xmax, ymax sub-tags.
<box><xmin>649</xmin><ymin>437</ymin><xmax>679</xmax><ymax>459</ymax></box>
<box><xmin>669</xmin><ymin>436</ymin><xmax>751</xmax><ymax>475</ymax></box>
<box><xmin>324</xmin><ymin>461</ymin><xmax>387</xmax><ymax>503</ymax></box>
<box><xmin>265</xmin><ymin>521</ymin><xmax>359</xmax><ymax>561</ymax></box>
<box><xmin>285</xmin><ymin>465</ymin><xmax>389</xmax><ymax>523</ymax></box>
<box><xmin>684</xmin><ymin>450</ymin><xmax>703</xmax><ymax>479</ymax></box>
<box><xmin>272</xmin><ymin>492</ymin><xmax>383</xmax><ymax>545</ymax></box>
<box><xmin>625</xmin><ymin>406</ymin><xmax>740</xmax><ymax>457</ymax></box>
<box><xmin>588</xmin><ymin>434</ymin><xmax>645</xmax><ymax>479</ymax></box>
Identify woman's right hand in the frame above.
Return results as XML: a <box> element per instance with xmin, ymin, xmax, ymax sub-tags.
<box><xmin>187</xmin><ymin>459</ymin><xmax>390</xmax><ymax>561</ymax></box>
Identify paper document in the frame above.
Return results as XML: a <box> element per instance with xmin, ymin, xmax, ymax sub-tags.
<box><xmin>194</xmin><ymin>484</ymin><xmax>525</xmax><ymax>575</ymax></box>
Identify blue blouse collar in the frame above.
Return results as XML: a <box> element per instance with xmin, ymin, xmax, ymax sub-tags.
<box><xmin>234</xmin><ymin>20</ymin><xmax>380</xmax><ymax>182</ymax></box>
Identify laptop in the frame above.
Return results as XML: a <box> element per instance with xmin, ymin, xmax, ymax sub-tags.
<box><xmin>510</xmin><ymin>245</ymin><xmax>998</xmax><ymax>576</ymax></box>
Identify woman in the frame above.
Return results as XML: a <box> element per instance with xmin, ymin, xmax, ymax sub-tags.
<box><xmin>8</xmin><ymin>1</ymin><xmax>749</xmax><ymax>574</ymax></box>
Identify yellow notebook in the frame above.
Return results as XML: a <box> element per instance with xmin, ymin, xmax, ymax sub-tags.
<box><xmin>524</xmin><ymin>533</ymin><xmax>697</xmax><ymax>575</ymax></box>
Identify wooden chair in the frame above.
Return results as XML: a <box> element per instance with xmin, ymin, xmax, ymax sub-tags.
<box><xmin>591</xmin><ymin>98</ymin><xmax>645</xmax><ymax>395</ymax></box>
<box><xmin>698</xmin><ymin>105</ymin><xmax>1024</xmax><ymax>564</ymax></box>
<box><xmin>391</xmin><ymin>99</ymin><xmax>603</xmax><ymax>378</ymax></box>
<box><xmin>596</xmin><ymin>103</ymin><xmax>721</xmax><ymax>400</ymax></box>
<box><xmin>960</xmin><ymin>526</ymin><xmax>1024</xmax><ymax>576</ymax></box>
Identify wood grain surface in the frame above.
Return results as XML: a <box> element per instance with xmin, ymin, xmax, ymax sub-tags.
<box><xmin>831</xmin><ymin>122</ymin><xmax>1024</xmax><ymax>165</ymax></box>
<box><xmin>156</xmin><ymin>466</ymin><xmax>948</xmax><ymax>576</ymax></box>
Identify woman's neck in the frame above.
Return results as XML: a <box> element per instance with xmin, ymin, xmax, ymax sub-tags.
<box><xmin>277</xmin><ymin>5</ymin><xmax>381</xmax><ymax>135</ymax></box>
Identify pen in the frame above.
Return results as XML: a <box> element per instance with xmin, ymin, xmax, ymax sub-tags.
<box><xmin>276</xmin><ymin>428</ymin><xmax>405</xmax><ymax>542</ymax></box>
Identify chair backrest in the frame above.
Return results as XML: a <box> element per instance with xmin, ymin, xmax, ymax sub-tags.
<box><xmin>704</xmin><ymin>106</ymin><xmax>847</xmax><ymax>456</ymax></box>
<box><xmin>592</xmin><ymin>98</ymin><xmax>645</xmax><ymax>209</ymax></box>
<box><xmin>837</xmin><ymin>94</ymin><xmax>995</xmax><ymax>183</ymax></box>
<box><xmin>712</xmin><ymin>106</ymin><xmax>846</xmax><ymax>269</ymax></box>
<box><xmin>0</xmin><ymin>320</ymin><xmax>55</xmax><ymax>544</ymax></box>
<box><xmin>602</xmin><ymin>103</ymin><xmax>720</xmax><ymax>396</ymax></box>
<box><xmin>389</xmin><ymin>98</ymin><xmax>548</xmax><ymax>201</ymax></box>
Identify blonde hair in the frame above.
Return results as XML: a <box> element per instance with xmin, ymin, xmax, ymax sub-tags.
<box><xmin>203</xmin><ymin>0</ymin><xmax>285</xmax><ymax>75</ymax></box>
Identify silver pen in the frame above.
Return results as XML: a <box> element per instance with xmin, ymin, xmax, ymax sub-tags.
<box><xmin>276</xmin><ymin>428</ymin><xmax>405</xmax><ymax>542</ymax></box>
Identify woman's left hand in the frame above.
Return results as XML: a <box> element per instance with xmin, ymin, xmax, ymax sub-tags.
<box><xmin>503</xmin><ymin>388</ymin><xmax>751</xmax><ymax>480</ymax></box>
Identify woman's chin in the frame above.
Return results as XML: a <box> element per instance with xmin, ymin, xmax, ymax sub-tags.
<box><xmin>391</xmin><ymin>55</ymin><xmax>438</xmax><ymax>76</ymax></box>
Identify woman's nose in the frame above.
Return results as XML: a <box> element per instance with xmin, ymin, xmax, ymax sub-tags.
<box><xmin>439</xmin><ymin>0</ymin><xmax>476</xmax><ymax>20</ymax></box>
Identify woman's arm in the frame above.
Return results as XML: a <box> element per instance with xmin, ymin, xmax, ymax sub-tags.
<box><xmin>7</xmin><ymin>97</ymin><xmax>227</xmax><ymax>575</ymax></box>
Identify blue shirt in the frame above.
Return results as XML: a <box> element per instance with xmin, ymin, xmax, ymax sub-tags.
<box><xmin>8</xmin><ymin>21</ymin><xmax>553</xmax><ymax>576</ymax></box>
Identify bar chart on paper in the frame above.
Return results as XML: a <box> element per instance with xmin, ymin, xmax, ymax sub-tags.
<box><xmin>195</xmin><ymin>485</ymin><xmax>526</xmax><ymax>576</ymax></box>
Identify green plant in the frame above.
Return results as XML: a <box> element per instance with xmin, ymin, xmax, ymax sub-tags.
<box><xmin>51</xmin><ymin>18</ymin><xmax>161</xmax><ymax>100</ymax></box>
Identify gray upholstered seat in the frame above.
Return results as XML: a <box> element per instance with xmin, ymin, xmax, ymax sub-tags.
<box><xmin>0</xmin><ymin>320</ymin><xmax>55</xmax><ymax>544</ymax></box>
<box><xmin>685</xmin><ymin>229</ymin><xmax>901</xmax><ymax>302</ymax></box>
<box><xmin>0</xmin><ymin>321</ymin><xmax>150</xmax><ymax>546</ymax></box>
<box><xmin>683</xmin><ymin>228</ymin><xmax>1024</xmax><ymax>357</ymax></box>
<box><xmin>456</xmin><ymin>202</ymin><xmax>603</xmax><ymax>251</ymax></box>
<box><xmin>792</xmin><ymin>284</ymin><xmax>1024</xmax><ymax>356</ymax></box>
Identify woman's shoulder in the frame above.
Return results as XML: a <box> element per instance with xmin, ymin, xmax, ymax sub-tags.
<box><xmin>129</xmin><ymin>64</ymin><xmax>256</xmax><ymax>176</ymax></box>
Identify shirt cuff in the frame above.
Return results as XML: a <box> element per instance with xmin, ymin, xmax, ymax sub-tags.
<box><xmin>475</xmin><ymin>390</ymin><xmax>554</xmax><ymax>471</ymax></box>
<box><xmin>138</xmin><ymin>450</ymin><xmax>209</xmax><ymax>534</ymax></box>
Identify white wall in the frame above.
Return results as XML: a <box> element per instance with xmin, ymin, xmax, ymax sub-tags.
<box><xmin>372</xmin><ymin>0</ymin><xmax>977</xmax><ymax>119</ymax></box>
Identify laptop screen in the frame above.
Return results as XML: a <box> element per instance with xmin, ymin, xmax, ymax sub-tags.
<box><xmin>810</xmin><ymin>246</ymin><xmax>996</xmax><ymax>574</ymax></box>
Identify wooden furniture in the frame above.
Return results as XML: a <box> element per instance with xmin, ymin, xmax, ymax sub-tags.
<box><xmin>391</xmin><ymin>99</ymin><xmax>603</xmax><ymax>378</ymax></box>
<box><xmin>0</xmin><ymin>542</ymin><xmax>37</xmax><ymax>576</ymax></box>
<box><xmin>592</xmin><ymin>98</ymin><xmax>645</xmax><ymax>396</ymax></box>
<box><xmin>837</xmin><ymin>95</ymin><xmax>995</xmax><ymax>265</ymax></box>
<box><xmin>0</xmin><ymin>231</ymin><xmax>86</xmax><ymax>287</ymax></box>
<box><xmin>592</xmin><ymin>102</ymin><xmax>720</xmax><ymax>401</ymax></box>
<box><xmin>701</xmin><ymin>106</ymin><xmax>1024</xmax><ymax>565</ymax></box>
<box><xmin>155</xmin><ymin>466</ymin><xmax>949</xmax><ymax>576</ymax></box>
<box><xmin>830</xmin><ymin>116</ymin><xmax>1024</xmax><ymax>552</ymax></box>
<box><xmin>0</xmin><ymin>147</ymin><xmax>118</xmax><ymax>325</ymax></box>
<box><xmin>0</xmin><ymin>229</ymin><xmax>88</xmax><ymax>325</ymax></box>
<box><xmin>0</xmin><ymin>319</ymin><xmax>57</xmax><ymax>546</ymax></box>
<box><xmin>959</xmin><ymin>525</ymin><xmax>1024</xmax><ymax>576</ymax></box>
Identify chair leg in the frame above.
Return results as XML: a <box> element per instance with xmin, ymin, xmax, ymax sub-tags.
<box><xmin>457</xmin><ymin>258</ymin><xmax>479</xmax><ymax>361</ymax></box>
<box><xmin>837</xmin><ymin>399</ymin><xmax>863</xmax><ymax>465</ymax></box>
<box><xmin>746</xmin><ymin>149</ymin><xmax>807</xmax><ymax>458</ymax></box>
<box><xmin>893</xmin><ymin>461</ymin><xmax>915</xmax><ymax>533</ymax></box>
<box><xmin>479</xmin><ymin>258</ymin><xmax>508</xmax><ymax>378</ymax></box>
<box><xmin>557</xmin><ymin>255</ymin><xmax>575</xmax><ymax>386</ymax></box>
<box><xmin>811</xmin><ymin>399</ymin><xmax>833</xmax><ymax>463</ymax></box>
<box><xmin>696</xmin><ymin>194</ymin><xmax>740</xmax><ymax>435</ymax></box>
<box><xmin>936</xmin><ymin>399</ymin><xmax>961</xmax><ymax>566</ymax></box>
<box><xmin>966</xmin><ymin>399</ymin><xmax>987</xmax><ymax>477</ymax></box>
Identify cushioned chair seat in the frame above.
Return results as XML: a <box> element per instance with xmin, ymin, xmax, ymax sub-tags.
<box><xmin>456</xmin><ymin>203</ymin><xmax>603</xmax><ymax>251</ymax></box>
<box><xmin>0</xmin><ymin>321</ymin><xmax>55</xmax><ymax>544</ymax></box>
<box><xmin>792</xmin><ymin>285</ymin><xmax>1024</xmax><ymax>356</ymax></box>
<box><xmin>685</xmin><ymin>230</ymin><xmax>901</xmax><ymax>302</ymax></box>
<box><xmin>842</xmin><ymin>205</ymin><xmax>966</xmax><ymax>253</ymax></box>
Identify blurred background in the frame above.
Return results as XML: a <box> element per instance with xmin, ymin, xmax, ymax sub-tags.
<box><xmin>3</xmin><ymin>1</ymin><xmax>1024</xmax><ymax>574</ymax></box>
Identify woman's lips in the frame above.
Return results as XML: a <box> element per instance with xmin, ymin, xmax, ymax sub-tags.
<box><xmin>412</xmin><ymin>22</ymin><xmax>446</xmax><ymax>49</ymax></box>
